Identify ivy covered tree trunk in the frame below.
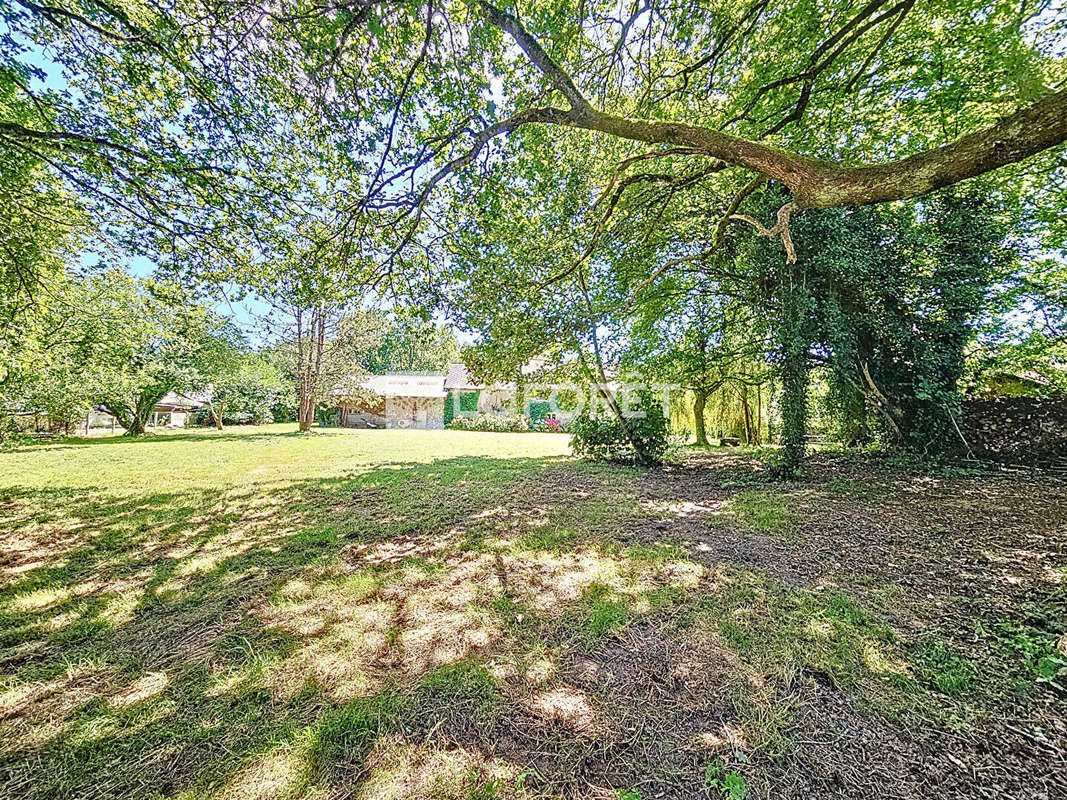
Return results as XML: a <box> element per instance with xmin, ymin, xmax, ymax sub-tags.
<box><xmin>578</xmin><ymin>353</ymin><xmax>659</xmax><ymax>467</ymax></box>
<box><xmin>692</xmin><ymin>390</ymin><xmax>710</xmax><ymax>446</ymax></box>
<box><xmin>777</xmin><ymin>265</ymin><xmax>812</xmax><ymax>478</ymax></box>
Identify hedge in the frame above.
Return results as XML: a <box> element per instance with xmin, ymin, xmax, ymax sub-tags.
<box><xmin>447</xmin><ymin>414</ymin><xmax>530</xmax><ymax>432</ymax></box>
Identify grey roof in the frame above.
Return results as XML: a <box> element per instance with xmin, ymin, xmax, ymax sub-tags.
<box><xmin>444</xmin><ymin>362</ymin><xmax>478</xmax><ymax>390</ymax></box>
<box><xmin>156</xmin><ymin>391</ymin><xmax>206</xmax><ymax>410</ymax></box>
<box><xmin>360</xmin><ymin>373</ymin><xmax>446</xmax><ymax>398</ymax></box>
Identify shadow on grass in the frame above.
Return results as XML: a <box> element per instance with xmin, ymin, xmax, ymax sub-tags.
<box><xmin>0</xmin><ymin>452</ymin><xmax>671</xmax><ymax>800</ymax></box>
<box><xmin>1</xmin><ymin>427</ymin><xmax>317</xmax><ymax>452</ymax></box>
<box><xmin>3</xmin><ymin>448</ymin><xmax>1062</xmax><ymax>799</ymax></box>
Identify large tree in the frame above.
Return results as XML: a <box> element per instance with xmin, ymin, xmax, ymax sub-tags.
<box><xmin>734</xmin><ymin>183</ymin><xmax>1020</xmax><ymax>470</ymax></box>
<box><xmin>363</xmin><ymin>309</ymin><xmax>461</xmax><ymax>373</ymax></box>
<box><xmin>251</xmin><ymin>221</ymin><xmax>380</xmax><ymax>432</ymax></box>
<box><xmin>86</xmin><ymin>273</ymin><xmax>221</xmax><ymax>435</ymax></box>
<box><xmin>4</xmin><ymin>0</ymin><xmax>1064</xmax><ymax>266</ymax></box>
<box><xmin>625</xmin><ymin>289</ymin><xmax>770</xmax><ymax>447</ymax></box>
<box><xmin>195</xmin><ymin>326</ymin><xmax>293</xmax><ymax>429</ymax></box>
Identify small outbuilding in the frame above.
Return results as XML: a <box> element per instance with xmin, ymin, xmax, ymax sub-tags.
<box><xmin>337</xmin><ymin>374</ymin><xmax>448</xmax><ymax>429</ymax></box>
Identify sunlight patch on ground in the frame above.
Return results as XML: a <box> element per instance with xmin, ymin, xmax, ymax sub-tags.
<box><xmin>8</xmin><ymin>586</ymin><xmax>73</xmax><ymax>613</ymax></box>
<box><xmin>218</xmin><ymin>744</ymin><xmax>306</xmax><ymax>800</ymax></box>
<box><xmin>4</xmin><ymin>428</ymin><xmax>1061</xmax><ymax>799</ymax></box>
<box><xmin>640</xmin><ymin>498</ymin><xmax>726</xmax><ymax>517</ymax></box>
<box><xmin>107</xmin><ymin>670</ymin><xmax>169</xmax><ymax>710</ymax></box>
<box><xmin>523</xmin><ymin>685</ymin><xmax>602</xmax><ymax>735</ymax></box>
<box><xmin>354</xmin><ymin>736</ymin><xmax>517</xmax><ymax>800</ymax></box>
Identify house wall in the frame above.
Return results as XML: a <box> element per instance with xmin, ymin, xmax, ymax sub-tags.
<box><xmin>341</xmin><ymin>408</ymin><xmax>387</xmax><ymax>428</ymax></box>
<box><xmin>87</xmin><ymin>409</ymin><xmax>117</xmax><ymax>430</ymax></box>
<box><xmin>149</xmin><ymin>409</ymin><xmax>190</xmax><ymax>428</ymax></box>
<box><xmin>385</xmin><ymin>396</ymin><xmax>444</xmax><ymax>429</ymax></box>
<box><xmin>477</xmin><ymin>389</ymin><xmax>514</xmax><ymax>416</ymax></box>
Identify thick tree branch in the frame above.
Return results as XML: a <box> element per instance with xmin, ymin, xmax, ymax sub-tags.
<box><xmin>475</xmin><ymin>1</ymin><xmax>593</xmax><ymax>117</ymax></box>
<box><xmin>475</xmin><ymin>1</ymin><xmax>1067</xmax><ymax>209</ymax></box>
<box><xmin>731</xmin><ymin>201</ymin><xmax>799</xmax><ymax>262</ymax></box>
<box><xmin>573</xmin><ymin>91</ymin><xmax>1067</xmax><ymax>209</ymax></box>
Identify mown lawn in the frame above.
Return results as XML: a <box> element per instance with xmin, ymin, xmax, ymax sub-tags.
<box><xmin>0</xmin><ymin>426</ymin><xmax>1064</xmax><ymax>800</ymax></box>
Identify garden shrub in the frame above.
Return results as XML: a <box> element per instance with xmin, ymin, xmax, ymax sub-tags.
<box><xmin>316</xmin><ymin>408</ymin><xmax>341</xmax><ymax>427</ymax></box>
<box><xmin>271</xmin><ymin>403</ymin><xmax>296</xmax><ymax>422</ymax></box>
<box><xmin>533</xmin><ymin>416</ymin><xmax>565</xmax><ymax>433</ymax></box>
<box><xmin>447</xmin><ymin>414</ymin><xmax>530</xmax><ymax>432</ymax></box>
<box><xmin>193</xmin><ymin>408</ymin><xmax>258</xmax><ymax>426</ymax></box>
<box><xmin>569</xmin><ymin>396</ymin><xmax>669</xmax><ymax>465</ymax></box>
<box><xmin>528</xmin><ymin>400</ymin><xmax>552</xmax><ymax>425</ymax></box>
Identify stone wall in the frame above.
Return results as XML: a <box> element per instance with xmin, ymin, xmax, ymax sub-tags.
<box><xmin>477</xmin><ymin>389</ymin><xmax>513</xmax><ymax>415</ymax></box>
<box><xmin>385</xmin><ymin>396</ymin><xmax>445</xmax><ymax>429</ymax></box>
<box><xmin>340</xmin><ymin>396</ymin><xmax>386</xmax><ymax>428</ymax></box>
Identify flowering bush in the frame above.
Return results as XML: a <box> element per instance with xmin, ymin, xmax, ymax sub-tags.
<box><xmin>533</xmin><ymin>417</ymin><xmax>565</xmax><ymax>433</ymax></box>
<box><xmin>447</xmin><ymin>414</ymin><xmax>530</xmax><ymax>432</ymax></box>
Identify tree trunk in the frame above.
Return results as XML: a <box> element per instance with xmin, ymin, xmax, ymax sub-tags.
<box><xmin>132</xmin><ymin>397</ymin><xmax>156</xmax><ymax>435</ymax></box>
<box><xmin>577</xmin><ymin>350</ymin><xmax>657</xmax><ymax>466</ymax></box>
<box><xmin>124</xmin><ymin>411</ymin><xmax>148</xmax><ymax>436</ymax></box>
<box><xmin>103</xmin><ymin>403</ymin><xmax>137</xmax><ymax>435</ymax></box>
<box><xmin>297</xmin><ymin>379</ymin><xmax>315</xmax><ymax>432</ymax></box>
<box><xmin>209</xmin><ymin>401</ymin><xmax>224</xmax><ymax>430</ymax></box>
<box><xmin>779</xmin><ymin>350</ymin><xmax>808</xmax><ymax>477</ymax></box>
<box><xmin>111</xmin><ymin>386</ymin><xmax>172</xmax><ymax>437</ymax></box>
<box><xmin>692</xmin><ymin>390</ymin><xmax>709</xmax><ymax>446</ymax></box>
<box><xmin>777</xmin><ymin>264</ymin><xmax>811</xmax><ymax>478</ymax></box>
<box><xmin>755</xmin><ymin>383</ymin><xmax>763</xmax><ymax>445</ymax></box>
<box><xmin>514</xmin><ymin>372</ymin><xmax>526</xmax><ymax>416</ymax></box>
<box><xmin>575</xmin><ymin>279</ymin><xmax>658</xmax><ymax>466</ymax></box>
<box><xmin>741</xmin><ymin>385</ymin><xmax>754</xmax><ymax>445</ymax></box>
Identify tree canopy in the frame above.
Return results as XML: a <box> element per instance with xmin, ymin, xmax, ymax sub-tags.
<box><xmin>3</xmin><ymin>0</ymin><xmax>1064</xmax><ymax>270</ymax></box>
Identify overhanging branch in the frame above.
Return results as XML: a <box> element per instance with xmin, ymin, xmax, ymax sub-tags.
<box><xmin>473</xmin><ymin>1</ymin><xmax>1067</xmax><ymax>210</ymax></box>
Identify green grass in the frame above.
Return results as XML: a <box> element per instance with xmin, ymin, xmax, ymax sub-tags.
<box><xmin>0</xmin><ymin>424</ymin><xmax>1057</xmax><ymax>799</ymax></box>
<box><xmin>724</xmin><ymin>490</ymin><xmax>791</xmax><ymax>533</ymax></box>
<box><xmin>911</xmin><ymin>636</ymin><xmax>975</xmax><ymax>696</ymax></box>
<box><xmin>694</xmin><ymin>570</ymin><xmax>904</xmax><ymax>694</ymax></box>
<box><xmin>0</xmin><ymin>424</ymin><xmax>571</xmax><ymax>492</ymax></box>
<box><xmin>571</xmin><ymin>583</ymin><xmax>631</xmax><ymax>642</ymax></box>
<box><xmin>305</xmin><ymin>692</ymin><xmax>409</xmax><ymax>778</ymax></box>
<box><xmin>0</xmin><ymin>426</ymin><xmax>576</xmax><ymax>799</ymax></box>
<box><xmin>419</xmin><ymin>661</ymin><xmax>497</xmax><ymax>703</ymax></box>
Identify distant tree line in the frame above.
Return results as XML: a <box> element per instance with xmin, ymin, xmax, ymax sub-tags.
<box><xmin>1</xmin><ymin>263</ymin><xmax>461</xmax><ymax>439</ymax></box>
